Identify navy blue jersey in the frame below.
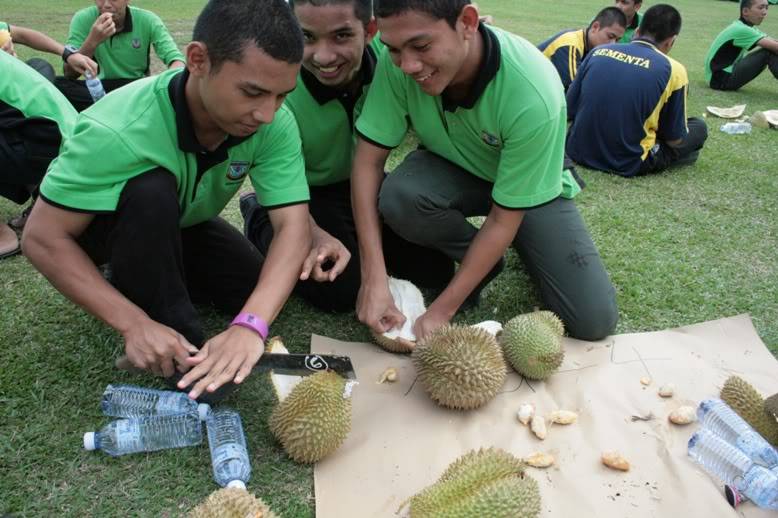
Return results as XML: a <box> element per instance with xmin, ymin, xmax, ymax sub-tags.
<box><xmin>566</xmin><ymin>40</ymin><xmax>689</xmax><ymax>177</ymax></box>
<box><xmin>538</xmin><ymin>29</ymin><xmax>587</xmax><ymax>91</ymax></box>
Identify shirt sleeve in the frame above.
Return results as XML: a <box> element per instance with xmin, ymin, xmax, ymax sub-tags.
<box><xmin>249</xmin><ymin>105</ymin><xmax>310</xmax><ymax>208</ymax></box>
<box><xmin>148</xmin><ymin>13</ymin><xmax>185</xmax><ymax>66</ymax></box>
<box><xmin>656</xmin><ymin>62</ymin><xmax>689</xmax><ymax>142</ymax></box>
<box><xmin>66</xmin><ymin>9</ymin><xmax>92</xmax><ymax>48</ymax></box>
<box><xmin>548</xmin><ymin>45</ymin><xmax>579</xmax><ymax>91</ymax></box>
<box><xmin>354</xmin><ymin>49</ymin><xmax>409</xmax><ymax>148</ymax></box>
<box><xmin>733</xmin><ymin>24</ymin><xmax>766</xmax><ymax>50</ymax></box>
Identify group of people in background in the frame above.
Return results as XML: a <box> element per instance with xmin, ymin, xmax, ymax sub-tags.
<box><xmin>0</xmin><ymin>0</ymin><xmax>775</xmax><ymax>403</ymax></box>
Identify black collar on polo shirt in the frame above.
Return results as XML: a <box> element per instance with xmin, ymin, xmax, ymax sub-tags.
<box><xmin>628</xmin><ymin>11</ymin><xmax>640</xmax><ymax>30</ymax></box>
<box><xmin>441</xmin><ymin>23</ymin><xmax>501</xmax><ymax>112</ymax></box>
<box><xmin>168</xmin><ymin>68</ymin><xmax>250</xmax><ymax>180</ymax></box>
<box><xmin>301</xmin><ymin>43</ymin><xmax>379</xmax><ymax>105</ymax></box>
<box><xmin>117</xmin><ymin>6</ymin><xmax>134</xmax><ymax>34</ymax></box>
<box><xmin>739</xmin><ymin>16</ymin><xmax>755</xmax><ymax>27</ymax></box>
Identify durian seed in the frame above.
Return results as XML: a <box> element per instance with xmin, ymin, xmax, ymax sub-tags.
<box><xmin>658</xmin><ymin>384</ymin><xmax>675</xmax><ymax>398</ymax></box>
<box><xmin>601</xmin><ymin>451</ymin><xmax>630</xmax><ymax>471</ymax></box>
<box><xmin>524</xmin><ymin>452</ymin><xmax>555</xmax><ymax>468</ymax></box>
<box><xmin>377</xmin><ymin>367</ymin><xmax>398</xmax><ymax>384</ymax></box>
<box><xmin>640</xmin><ymin>377</ymin><xmax>652</xmax><ymax>386</ymax></box>
<box><xmin>548</xmin><ymin>410</ymin><xmax>578</xmax><ymax>425</ymax></box>
<box><xmin>531</xmin><ymin>415</ymin><xmax>547</xmax><ymax>440</ymax></box>
<box><xmin>669</xmin><ymin>406</ymin><xmax>696</xmax><ymax>425</ymax></box>
<box><xmin>517</xmin><ymin>403</ymin><xmax>535</xmax><ymax>426</ymax></box>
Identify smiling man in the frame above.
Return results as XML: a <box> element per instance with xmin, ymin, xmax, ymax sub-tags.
<box><xmin>241</xmin><ymin>0</ymin><xmax>455</xmax><ymax>313</ymax></box>
<box><xmin>705</xmin><ymin>0</ymin><xmax>778</xmax><ymax>90</ymax></box>
<box><xmin>23</xmin><ymin>0</ymin><xmax>310</xmax><ymax>402</ymax></box>
<box><xmin>55</xmin><ymin>0</ymin><xmax>185</xmax><ymax>111</ymax></box>
<box><xmin>351</xmin><ymin>0</ymin><xmax>618</xmax><ymax>341</ymax></box>
<box><xmin>538</xmin><ymin>7</ymin><xmax>627</xmax><ymax>91</ymax></box>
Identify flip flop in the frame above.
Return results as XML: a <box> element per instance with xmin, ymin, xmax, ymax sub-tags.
<box><xmin>0</xmin><ymin>224</ymin><xmax>20</xmax><ymax>260</ymax></box>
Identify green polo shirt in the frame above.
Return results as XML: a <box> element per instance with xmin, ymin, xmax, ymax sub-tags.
<box><xmin>705</xmin><ymin>19</ymin><xmax>766</xmax><ymax>84</ymax></box>
<box><xmin>40</xmin><ymin>68</ymin><xmax>309</xmax><ymax>228</ymax></box>
<box><xmin>356</xmin><ymin>24</ymin><xmax>579</xmax><ymax>210</ymax></box>
<box><xmin>66</xmin><ymin>6</ymin><xmax>184</xmax><ymax>80</ymax></box>
<box><xmin>285</xmin><ymin>38</ymin><xmax>382</xmax><ymax>186</ymax></box>
<box><xmin>0</xmin><ymin>21</ymin><xmax>9</xmax><ymax>32</ymax></box>
<box><xmin>0</xmin><ymin>49</ymin><xmax>77</xmax><ymax>137</ymax></box>
<box><xmin>619</xmin><ymin>12</ymin><xmax>642</xmax><ymax>43</ymax></box>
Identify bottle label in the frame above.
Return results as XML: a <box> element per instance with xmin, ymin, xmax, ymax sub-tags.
<box><xmin>115</xmin><ymin>419</ymin><xmax>142</xmax><ymax>452</ymax></box>
<box><xmin>213</xmin><ymin>443</ymin><xmax>244</xmax><ymax>464</ymax></box>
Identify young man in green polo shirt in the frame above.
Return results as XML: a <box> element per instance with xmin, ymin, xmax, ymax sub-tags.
<box><xmin>538</xmin><ymin>7</ymin><xmax>626</xmax><ymax>91</ymax></box>
<box><xmin>0</xmin><ymin>50</ymin><xmax>79</xmax><ymax>259</ymax></box>
<box><xmin>55</xmin><ymin>0</ymin><xmax>186</xmax><ymax>111</ymax></box>
<box><xmin>240</xmin><ymin>0</ymin><xmax>455</xmax><ymax>313</ymax></box>
<box><xmin>705</xmin><ymin>0</ymin><xmax>778</xmax><ymax>91</ymax></box>
<box><xmin>352</xmin><ymin>0</ymin><xmax>618</xmax><ymax>341</ymax></box>
<box><xmin>23</xmin><ymin>0</ymin><xmax>310</xmax><ymax>402</ymax></box>
<box><xmin>615</xmin><ymin>0</ymin><xmax>643</xmax><ymax>43</ymax></box>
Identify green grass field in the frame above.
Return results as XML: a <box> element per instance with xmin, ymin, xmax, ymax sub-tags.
<box><xmin>1</xmin><ymin>0</ymin><xmax>777</xmax><ymax>515</ymax></box>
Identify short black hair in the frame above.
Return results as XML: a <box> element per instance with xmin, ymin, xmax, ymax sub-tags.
<box><xmin>374</xmin><ymin>0</ymin><xmax>470</xmax><ymax>29</ymax></box>
<box><xmin>193</xmin><ymin>0</ymin><xmax>304</xmax><ymax>72</ymax></box>
<box><xmin>740</xmin><ymin>0</ymin><xmax>757</xmax><ymax>12</ymax></box>
<box><xmin>639</xmin><ymin>4</ymin><xmax>682</xmax><ymax>42</ymax></box>
<box><xmin>290</xmin><ymin>0</ymin><xmax>373</xmax><ymax>26</ymax></box>
<box><xmin>590</xmin><ymin>7</ymin><xmax>628</xmax><ymax>30</ymax></box>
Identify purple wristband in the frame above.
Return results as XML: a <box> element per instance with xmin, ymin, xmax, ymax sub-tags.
<box><xmin>231</xmin><ymin>312</ymin><xmax>269</xmax><ymax>341</ymax></box>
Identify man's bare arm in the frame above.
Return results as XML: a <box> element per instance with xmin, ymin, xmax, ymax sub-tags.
<box><xmin>757</xmin><ymin>37</ymin><xmax>778</xmax><ymax>54</ymax></box>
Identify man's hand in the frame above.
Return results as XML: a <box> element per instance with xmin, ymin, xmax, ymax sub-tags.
<box><xmin>412</xmin><ymin>307</ymin><xmax>451</xmax><ymax>342</ymax></box>
<box><xmin>300</xmin><ymin>226</ymin><xmax>350</xmax><ymax>282</ymax></box>
<box><xmin>123</xmin><ymin>317</ymin><xmax>199</xmax><ymax>378</ymax></box>
<box><xmin>65</xmin><ymin>53</ymin><xmax>98</xmax><ymax>77</ymax></box>
<box><xmin>88</xmin><ymin>12</ymin><xmax>117</xmax><ymax>45</ymax></box>
<box><xmin>356</xmin><ymin>277</ymin><xmax>405</xmax><ymax>334</ymax></box>
<box><xmin>1</xmin><ymin>37</ymin><xmax>16</xmax><ymax>57</ymax></box>
<box><xmin>178</xmin><ymin>325</ymin><xmax>264</xmax><ymax>399</ymax></box>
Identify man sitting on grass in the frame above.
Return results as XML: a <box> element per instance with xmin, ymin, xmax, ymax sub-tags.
<box><xmin>351</xmin><ymin>0</ymin><xmax>618</xmax><ymax>341</ymax></box>
<box><xmin>615</xmin><ymin>0</ymin><xmax>642</xmax><ymax>43</ymax></box>
<box><xmin>566</xmin><ymin>4</ymin><xmax>708</xmax><ymax>177</ymax></box>
<box><xmin>0</xmin><ymin>50</ymin><xmax>79</xmax><ymax>260</ymax></box>
<box><xmin>538</xmin><ymin>7</ymin><xmax>626</xmax><ymax>91</ymax></box>
<box><xmin>240</xmin><ymin>0</ymin><xmax>456</xmax><ymax>314</ymax></box>
<box><xmin>23</xmin><ymin>0</ymin><xmax>311</xmax><ymax>402</ymax></box>
<box><xmin>55</xmin><ymin>0</ymin><xmax>185</xmax><ymax>111</ymax></box>
<box><xmin>705</xmin><ymin>0</ymin><xmax>778</xmax><ymax>91</ymax></box>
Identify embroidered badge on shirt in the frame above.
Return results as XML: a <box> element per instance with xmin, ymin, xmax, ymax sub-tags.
<box><xmin>131</xmin><ymin>38</ymin><xmax>141</xmax><ymax>49</ymax></box>
<box><xmin>481</xmin><ymin>131</ymin><xmax>501</xmax><ymax>148</ymax></box>
<box><xmin>227</xmin><ymin>161</ymin><xmax>250</xmax><ymax>180</ymax></box>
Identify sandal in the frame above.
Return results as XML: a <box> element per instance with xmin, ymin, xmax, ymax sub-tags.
<box><xmin>0</xmin><ymin>224</ymin><xmax>21</xmax><ymax>259</ymax></box>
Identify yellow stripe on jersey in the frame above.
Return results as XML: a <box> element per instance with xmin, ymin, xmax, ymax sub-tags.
<box><xmin>639</xmin><ymin>54</ymin><xmax>689</xmax><ymax>159</ymax></box>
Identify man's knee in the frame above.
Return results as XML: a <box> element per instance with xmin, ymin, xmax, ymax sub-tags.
<box><xmin>117</xmin><ymin>170</ymin><xmax>179</xmax><ymax>225</ymax></box>
<box><xmin>378</xmin><ymin>174</ymin><xmax>428</xmax><ymax>230</ymax></box>
<box><xmin>563</xmin><ymin>296</ymin><xmax>619</xmax><ymax>341</ymax></box>
<box><xmin>687</xmin><ymin>117</ymin><xmax>709</xmax><ymax>146</ymax></box>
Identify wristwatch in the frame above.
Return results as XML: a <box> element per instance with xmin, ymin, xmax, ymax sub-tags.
<box><xmin>61</xmin><ymin>44</ymin><xmax>78</xmax><ymax>62</ymax></box>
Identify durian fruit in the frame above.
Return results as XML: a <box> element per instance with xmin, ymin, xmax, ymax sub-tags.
<box><xmin>498</xmin><ymin>311</ymin><xmax>565</xmax><ymax>381</ymax></box>
<box><xmin>406</xmin><ymin>448</ymin><xmax>541</xmax><ymax>518</ymax></box>
<box><xmin>189</xmin><ymin>487</ymin><xmax>278</xmax><ymax>518</ymax></box>
<box><xmin>720</xmin><ymin>376</ymin><xmax>778</xmax><ymax>446</ymax></box>
<box><xmin>412</xmin><ymin>324</ymin><xmax>507</xmax><ymax>410</ymax></box>
<box><xmin>269</xmin><ymin>370</ymin><xmax>353</xmax><ymax>463</ymax></box>
<box><xmin>764</xmin><ymin>393</ymin><xmax>778</xmax><ymax>420</ymax></box>
<box><xmin>371</xmin><ymin>277</ymin><xmax>426</xmax><ymax>353</ymax></box>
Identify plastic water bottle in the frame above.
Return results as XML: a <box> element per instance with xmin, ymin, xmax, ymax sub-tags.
<box><xmin>101</xmin><ymin>384</ymin><xmax>211</xmax><ymax>420</ymax></box>
<box><xmin>206</xmin><ymin>409</ymin><xmax>251</xmax><ymax>489</ymax></box>
<box><xmin>720</xmin><ymin>122</ymin><xmax>752</xmax><ymax>135</ymax></box>
<box><xmin>688</xmin><ymin>428</ymin><xmax>778</xmax><ymax>510</ymax></box>
<box><xmin>697</xmin><ymin>398</ymin><xmax>778</xmax><ymax>468</ymax></box>
<box><xmin>83</xmin><ymin>412</ymin><xmax>202</xmax><ymax>456</ymax></box>
<box><xmin>84</xmin><ymin>71</ymin><xmax>105</xmax><ymax>102</ymax></box>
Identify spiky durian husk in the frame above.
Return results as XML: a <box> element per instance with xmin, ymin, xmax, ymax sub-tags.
<box><xmin>189</xmin><ymin>488</ymin><xmax>278</xmax><ymax>518</ymax></box>
<box><xmin>721</xmin><ymin>376</ymin><xmax>778</xmax><ymax>446</ymax></box>
<box><xmin>499</xmin><ymin>311</ymin><xmax>565</xmax><ymax>381</ymax></box>
<box><xmin>269</xmin><ymin>370</ymin><xmax>352</xmax><ymax>463</ymax></box>
<box><xmin>412</xmin><ymin>325</ymin><xmax>507</xmax><ymax>410</ymax></box>
<box><xmin>408</xmin><ymin>448</ymin><xmax>541</xmax><ymax>518</ymax></box>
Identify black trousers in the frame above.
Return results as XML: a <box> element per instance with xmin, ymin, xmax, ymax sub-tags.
<box><xmin>78</xmin><ymin>169</ymin><xmax>263</xmax><ymax>347</ymax></box>
<box><xmin>711</xmin><ymin>49</ymin><xmax>778</xmax><ymax>91</ymax></box>
<box><xmin>54</xmin><ymin>76</ymin><xmax>136</xmax><ymax>112</ymax></box>
<box><xmin>243</xmin><ymin>180</ymin><xmax>455</xmax><ymax>313</ymax></box>
<box><xmin>638</xmin><ymin>117</ymin><xmax>709</xmax><ymax>176</ymax></box>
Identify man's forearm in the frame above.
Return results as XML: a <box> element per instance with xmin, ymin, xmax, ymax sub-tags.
<box><xmin>11</xmin><ymin>26</ymin><xmax>63</xmax><ymax>55</ymax></box>
<box><xmin>23</xmin><ymin>233</ymin><xmax>148</xmax><ymax>334</ymax></box>
<box><xmin>351</xmin><ymin>147</ymin><xmax>389</xmax><ymax>283</ymax></box>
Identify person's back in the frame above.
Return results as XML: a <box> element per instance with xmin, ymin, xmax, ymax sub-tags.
<box><xmin>566</xmin><ymin>4</ymin><xmax>707</xmax><ymax>177</ymax></box>
<box><xmin>704</xmin><ymin>0</ymin><xmax>778</xmax><ymax>91</ymax></box>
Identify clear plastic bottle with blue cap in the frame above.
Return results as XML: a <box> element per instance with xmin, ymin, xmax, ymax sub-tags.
<box><xmin>84</xmin><ymin>71</ymin><xmax>105</xmax><ymax>102</ymax></box>
<box><xmin>100</xmin><ymin>384</ymin><xmax>211</xmax><ymax>421</ymax></box>
<box><xmin>83</xmin><ymin>412</ymin><xmax>202</xmax><ymax>456</ymax></box>
<box><xmin>206</xmin><ymin>408</ymin><xmax>251</xmax><ymax>489</ymax></box>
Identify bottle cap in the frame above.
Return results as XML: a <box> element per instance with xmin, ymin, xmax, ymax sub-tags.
<box><xmin>725</xmin><ymin>485</ymin><xmax>744</xmax><ymax>508</ymax></box>
<box><xmin>227</xmin><ymin>480</ymin><xmax>246</xmax><ymax>490</ymax></box>
<box><xmin>83</xmin><ymin>432</ymin><xmax>96</xmax><ymax>451</ymax></box>
<box><xmin>197</xmin><ymin>403</ymin><xmax>211</xmax><ymax>421</ymax></box>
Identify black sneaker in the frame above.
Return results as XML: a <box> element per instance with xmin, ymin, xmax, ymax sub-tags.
<box><xmin>458</xmin><ymin>256</ymin><xmax>506</xmax><ymax>312</ymax></box>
